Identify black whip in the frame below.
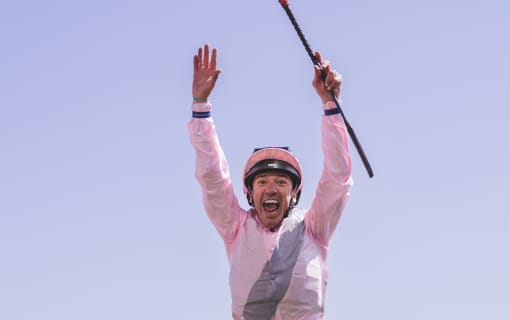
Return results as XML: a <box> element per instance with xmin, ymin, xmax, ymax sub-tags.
<box><xmin>278</xmin><ymin>0</ymin><xmax>374</xmax><ymax>178</ymax></box>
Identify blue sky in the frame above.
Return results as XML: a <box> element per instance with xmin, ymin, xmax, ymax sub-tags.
<box><xmin>1</xmin><ymin>0</ymin><xmax>509</xmax><ymax>319</ymax></box>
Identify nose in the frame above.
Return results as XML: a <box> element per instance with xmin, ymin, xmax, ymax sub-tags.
<box><xmin>265</xmin><ymin>182</ymin><xmax>277</xmax><ymax>195</ymax></box>
<box><xmin>265</xmin><ymin>188</ymin><xmax>277</xmax><ymax>196</ymax></box>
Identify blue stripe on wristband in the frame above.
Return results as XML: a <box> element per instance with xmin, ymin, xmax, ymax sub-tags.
<box><xmin>324</xmin><ymin>108</ymin><xmax>341</xmax><ymax>116</ymax></box>
<box><xmin>192</xmin><ymin>111</ymin><xmax>211</xmax><ymax>118</ymax></box>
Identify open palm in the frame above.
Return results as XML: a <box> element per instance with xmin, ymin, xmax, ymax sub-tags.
<box><xmin>192</xmin><ymin>44</ymin><xmax>221</xmax><ymax>100</ymax></box>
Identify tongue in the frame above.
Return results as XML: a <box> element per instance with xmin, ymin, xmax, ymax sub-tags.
<box><xmin>263</xmin><ymin>203</ymin><xmax>279</xmax><ymax>213</ymax></box>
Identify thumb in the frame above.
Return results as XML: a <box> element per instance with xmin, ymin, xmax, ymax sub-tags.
<box><xmin>212</xmin><ymin>69</ymin><xmax>221</xmax><ymax>80</ymax></box>
<box><xmin>312</xmin><ymin>65</ymin><xmax>324</xmax><ymax>87</ymax></box>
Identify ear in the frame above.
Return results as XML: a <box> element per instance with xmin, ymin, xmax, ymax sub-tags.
<box><xmin>246</xmin><ymin>192</ymin><xmax>254</xmax><ymax>207</ymax></box>
<box><xmin>290</xmin><ymin>190</ymin><xmax>299</xmax><ymax>206</ymax></box>
<box><xmin>290</xmin><ymin>192</ymin><xmax>296</xmax><ymax>205</ymax></box>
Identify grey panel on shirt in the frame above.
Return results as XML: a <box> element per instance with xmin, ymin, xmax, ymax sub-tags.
<box><xmin>242</xmin><ymin>211</ymin><xmax>305</xmax><ymax>320</ymax></box>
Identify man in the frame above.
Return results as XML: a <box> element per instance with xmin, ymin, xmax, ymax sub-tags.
<box><xmin>188</xmin><ymin>44</ymin><xmax>353</xmax><ymax>319</ymax></box>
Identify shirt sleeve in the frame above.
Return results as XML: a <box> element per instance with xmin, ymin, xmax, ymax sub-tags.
<box><xmin>305</xmin><ymin>100</ymin><xmax>354</xmax><ymax>246</ymax></box>
<box><xmin>187</xmin><ymin>102</ymin><xmax>243</xmax><ymax>244</ymax></box>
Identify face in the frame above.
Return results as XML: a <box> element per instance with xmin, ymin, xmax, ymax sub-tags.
<box><xmin>250</xmin><ymin>173</ymin><xmax>295</xmax><ymax>230</ymax></box>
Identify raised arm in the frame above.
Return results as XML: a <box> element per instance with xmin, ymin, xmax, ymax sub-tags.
<box><xmin>188</xmin><ymin>45</ymin><xmax>242</xmax><ymax>243</ymax></box>
<box><xmin>306</xmin><ymin>51</ymin><xmax>353</xmax><ymax>246</ymax></box>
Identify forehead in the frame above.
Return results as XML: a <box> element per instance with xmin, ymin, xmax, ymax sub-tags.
<box><xmin>254</xmin><ymin>172</ymin><xmax>292</xmax><ymax>180</ymax></box>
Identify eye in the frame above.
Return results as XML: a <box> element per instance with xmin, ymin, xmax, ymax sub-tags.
<box><xmin>277</xmin><ymin>179</ymin><xmax>288</xmax><ymax>186</ymax></box>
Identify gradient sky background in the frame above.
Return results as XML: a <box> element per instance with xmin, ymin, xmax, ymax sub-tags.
<box><xmin>1</xmin><ymin>0</ymin><xmax>509</xmax><ymax>319</ymax></box>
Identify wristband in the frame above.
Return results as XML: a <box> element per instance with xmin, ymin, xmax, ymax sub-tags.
<box><xmin>324</xmin><ymin>108</ymin><xmax>341</xmax><ymax>116</ymax></box>
<box><xmin>193</xmin><ymin>96</ymin><xmax>207</xmax><ymax>103</ymax></box>
<box><xmin>192</xmin><ymin>111</ymin><xmax>211</xmax><ymax>118</ymax></box>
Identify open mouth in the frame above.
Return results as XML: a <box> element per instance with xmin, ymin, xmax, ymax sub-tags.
<box><xmin>263</xmin><ymin>199</ymin><xmax>280</xmax><ymax>213</ymax></box>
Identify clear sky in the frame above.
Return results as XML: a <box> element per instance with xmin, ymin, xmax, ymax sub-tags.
<box><xmin>1</xmin><ymin>0</ymin><xmax>509</xmax><ymax>319</ymax></box>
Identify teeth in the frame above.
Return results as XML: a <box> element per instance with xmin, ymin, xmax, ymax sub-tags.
<box><xmin>264</xmin><ymin>200</ymin><xmax>279</xmax><ymax>205</ymax></box>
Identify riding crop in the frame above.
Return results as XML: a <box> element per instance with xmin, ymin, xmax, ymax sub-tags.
<box><xmin>278</xmin><ymin>0</ymin><xmax>374</xmax><ymax>178</ymax></box>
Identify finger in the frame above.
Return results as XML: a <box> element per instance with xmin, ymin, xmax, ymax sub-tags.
<box><xmin>210</xmin><ymin>47</ymin><xmax>217</xmax><ymax>70</ymax></box>
<box><xmin>314</xmin><ymin>51</ymin><xmax>323</xmax><ymax>65</ymax></box>
<box><xmin>322</xmin><ymin>60</ymin><xmax>331</xmax><ymax>74</ymax></box>
<box><xmin>326</xmin><ymin>70</ymin><xmax>336</xmax><ymax>89</ymax></box>
<box><xmin>336</xmin><ymin>72</ymin><xmax>343</xmax><ymax>85</ymax></box>
<box><xmin>313</xmin><ymin>64</ymin><xmax>322</xmax><ymax>77</ymax></box>
<box><xmin>321</xmin><ymin>62</ymin><xmax>332</xmax><ymax>86</ymax></box>
<box><xmin>328</xmin><ymin>72</ymin><xmax>342</xmax><ymax>92</ymax></box>
<box><xmin>199</xmin><ymin>46</ymin><xmax>204</xmax><ymax>63</ymax></box>
<box><xmin>313</xmin><ymin>64</ymin><xmax>323</xmax><ymax>86</ymax></box>
<box><xmin>334</xmin><ymin>74</ymin><xmax>341</xmax><ymax>97</ymax></box>
<box><xmin>330</xmin><ymin>74</ymin><xmax>340</xmax><ymax>91</ymax></box>
<box><xmin>193</xmin><ymin>55</ymin><xmax>199</xmax><ymax>72</ymax></box>
<box><xmin>204</xmin><ymin>44</ymin><xmax>210</xmax><ymax>69</ymax></box>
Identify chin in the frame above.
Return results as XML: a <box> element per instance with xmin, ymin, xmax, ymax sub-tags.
<box><xmin>262</xmin><ymin>213</ymin><xmax>284</xmax><ymax>226</ymax></box>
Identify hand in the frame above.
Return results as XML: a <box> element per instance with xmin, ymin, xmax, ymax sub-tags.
<box><xmin>192</xmin><ymin>44</ymin><xmax>221</xmax><ymax>101</ymax></box>
<box><xmin>312</xmin><ymin>51</ymin><xmax>342</xmax><ymax>104</ymax></box>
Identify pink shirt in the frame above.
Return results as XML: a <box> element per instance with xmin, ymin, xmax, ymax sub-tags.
<box><xmin>188</xmin><ymin>101</ymin><xmax>353</xmax><ymax>320</ymax></box>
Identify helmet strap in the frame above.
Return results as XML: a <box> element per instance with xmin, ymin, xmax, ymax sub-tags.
<box><xmin>246</xmin><ymin>191</ymin><xmax>254</xmax><ymax>207</ymax></box>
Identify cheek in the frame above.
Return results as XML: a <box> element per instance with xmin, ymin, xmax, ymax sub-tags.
<box><xmin>281</xmin><ymin>189</ymin><xmax>294</xmax><ymax>205</ymax></box>
<box><xmin>251</xmin><ymin>189</ymin><xmax>263</xmax><ymax>202</ymax></box>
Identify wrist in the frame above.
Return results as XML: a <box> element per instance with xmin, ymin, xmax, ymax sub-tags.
<box><xmin>319</xmin><ymin>93</ymin><xmax>335</xmax><ymax>105</ymax></box>
<box><xmin>191</xmin><ymin>100</ymin><xmax>212</xmax><ymax>113</ymax></box>
<box><xmin>322</xmin><ymin>100</ymin><xmax>342</xmax><ymax>116</ymax></box>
